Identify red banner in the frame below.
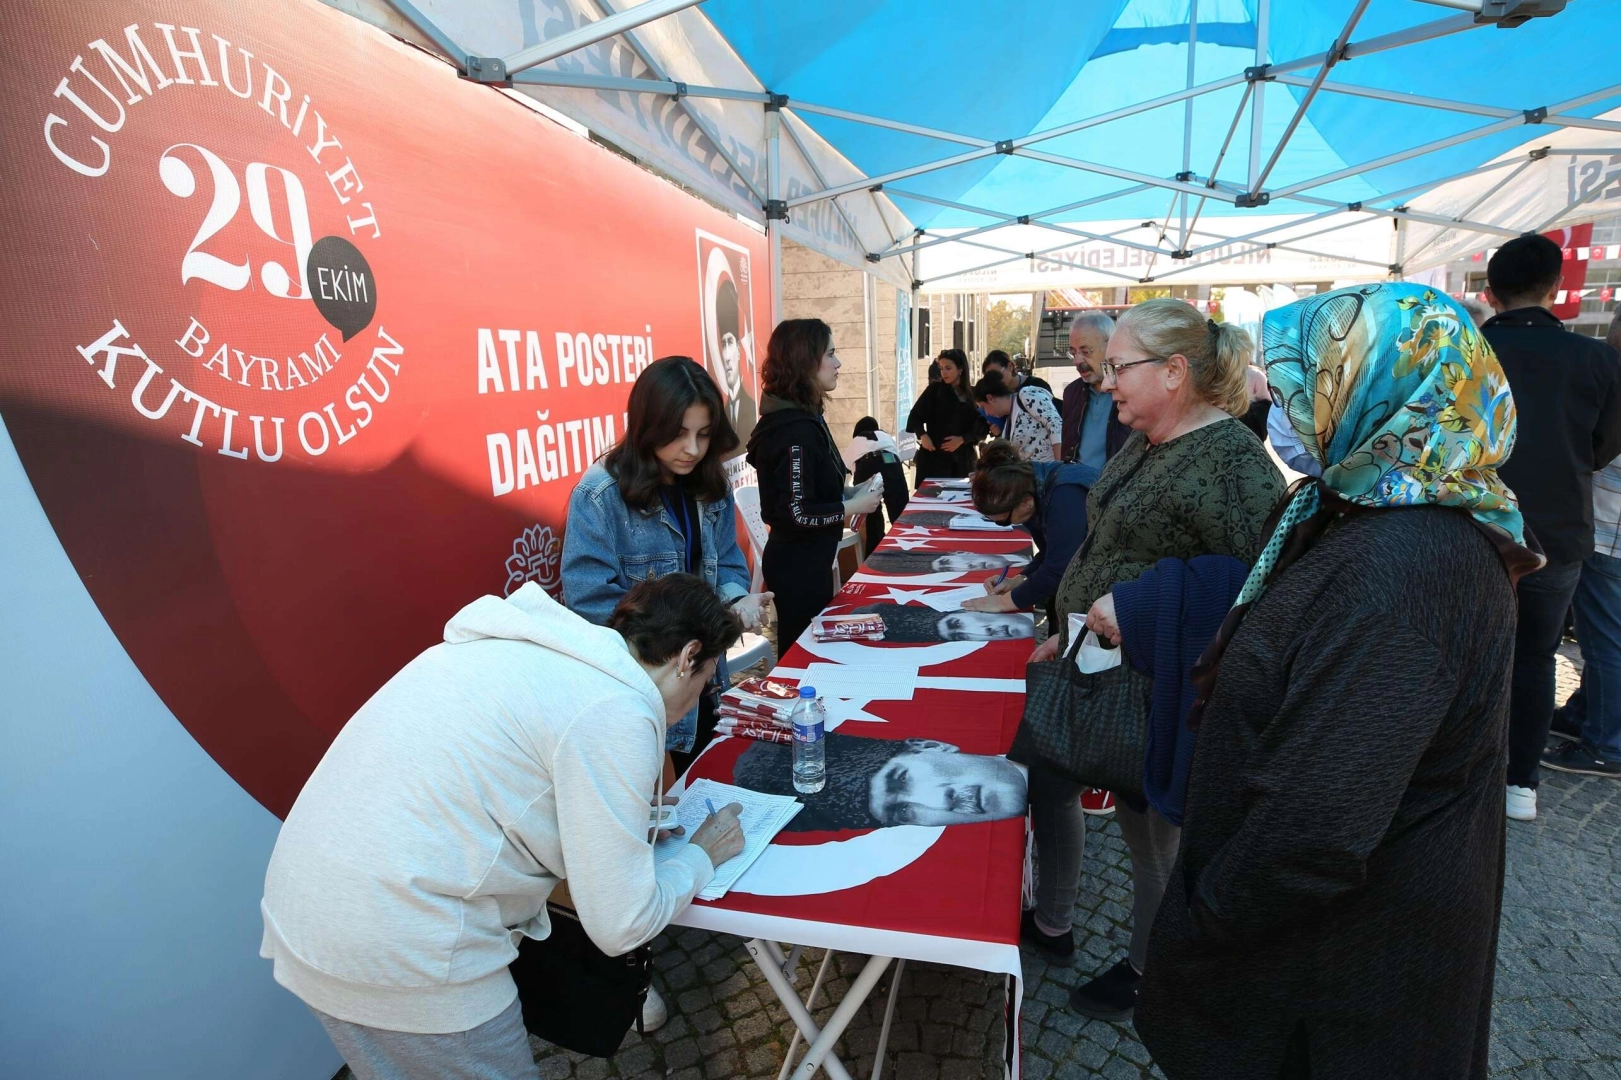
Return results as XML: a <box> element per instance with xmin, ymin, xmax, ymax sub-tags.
<box><xmin>0</xmin><ymin>0</ymin><xmax>769</xmax><ymax>816</ymax></box>
<box><xmin>1548</xmin><ymin>222</ymin><xmax>1592</xmax><ymax>321</ymax></box>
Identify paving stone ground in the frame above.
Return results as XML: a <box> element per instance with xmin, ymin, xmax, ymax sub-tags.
<box><xmin>338</xmin><ymin>653</ymin><xmax>1619</xmax><ymax>1080</ymax></box>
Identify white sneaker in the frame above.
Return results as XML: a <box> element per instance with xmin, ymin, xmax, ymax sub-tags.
<box><xmin>641</xmin><ymin>984</ymin><xmax>668</xmax><ymax>1033</ymax></box>
<box><xmin>1506</xmin><ymin>784</ymin><xmax>1537</xmax><ymax>822</ymax></box>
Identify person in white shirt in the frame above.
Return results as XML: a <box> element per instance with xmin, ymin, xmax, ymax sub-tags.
<box><xmin>972</xmin><ymin>371</ymin><xmax>1064</xmax><ymax>462</ymax></box>
<box><xmin>260</xmin><ymin>575</ymin><xmax>746</xmax><ymax>1079</ymax></box>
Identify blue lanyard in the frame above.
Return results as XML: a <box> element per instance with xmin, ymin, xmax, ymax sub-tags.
<box><xmin>660</xmin><ymin>487</ymin><xmax>695</xmax><ymax>573</ymax></box>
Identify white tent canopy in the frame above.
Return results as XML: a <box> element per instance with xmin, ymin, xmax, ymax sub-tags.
<box><xmin>329</xmin><ymin>0</ymin><xmax>1621</xmax><ymax>295</ymax></box>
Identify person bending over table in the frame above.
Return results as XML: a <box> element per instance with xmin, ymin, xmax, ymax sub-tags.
<box><xmin>961</xmin><ymin>439</ymin><xmax>1100</xmax><ymax>616</ymax></box>
<box><xmin>562</xmin><ymin>355</ymin><xmax>772</xmax><ymax>769</ymax></box>
<box><xmin>733</xmin><ymin>732</ymin><xmax>1027</xmax><ymax>831</ymax></box>
<box><xmin>746</xmin><ymin>318</ymin><xmax>881</xmax><ymax>651</ymax></box>
<box><xmin>972</xmin><ymin>372</ymin><xmax>1065</xmax><ymax>463</ymax></box>
<box><xmin>260</xmin><ymin>575</ymin><xmax>747</xmax><ymax>1080</ymax></box>
<box><xmin>1023</xmin><ymin>299</ymin><xmax>1283</xmax><ymax>1021</ymax></box>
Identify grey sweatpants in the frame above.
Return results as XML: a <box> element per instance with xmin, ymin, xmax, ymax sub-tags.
<box><xmin>1029</xmin><ymin>763</ymin><xmax>1182</xmax><ymax>972</ymax></box>
<box><xmin>313</xmin><ymin>996</ymin><xmax>541</xmax><ymax>1080</ymax></box>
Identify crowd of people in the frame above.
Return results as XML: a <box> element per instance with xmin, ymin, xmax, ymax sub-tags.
<box><xmin>256</xmin><ymin>232</ymin><xmax>1621</xmax><ymax>1080</ymax></box>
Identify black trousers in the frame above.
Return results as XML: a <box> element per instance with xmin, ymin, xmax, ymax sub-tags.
<box><xmin>1507</xmin><ymin>559</ymin><xmax>1583</xmax><ymax>788</ymax></box>
<box><xmin>763</xmin><ymin>532</ymin><xmax>840</xmax><ymax>654</ymax></box>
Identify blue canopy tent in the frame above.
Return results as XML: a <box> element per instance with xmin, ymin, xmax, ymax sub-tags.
<box><xmin>347</xmin><ymin>0</ymin><xmax>1621</xmax><ymax>302</ymax></box>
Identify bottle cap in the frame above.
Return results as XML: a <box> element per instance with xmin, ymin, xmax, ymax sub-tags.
<box><xmin>798</xmin><ymin>686</ymin><xmax>817</xmax><ymax>698</ymax></box>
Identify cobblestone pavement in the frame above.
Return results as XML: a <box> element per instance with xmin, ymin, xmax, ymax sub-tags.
<box><xmin>338</xmin><ymin>653</ymin><xmax>1619</xmax><ymax>1080</ymax></box>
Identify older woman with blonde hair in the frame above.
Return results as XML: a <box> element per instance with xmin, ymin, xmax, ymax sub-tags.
<box><xmin>1021</xmin><ymin>298</ymin><xmax>1284</xmax><ymax>1020</ymax></box>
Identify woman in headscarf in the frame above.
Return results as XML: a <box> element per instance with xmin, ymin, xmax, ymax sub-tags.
<box><xmin>1134</xmin><ymin>284</ymin><xmax>1540</xmax><ymax>1080</ymax></box>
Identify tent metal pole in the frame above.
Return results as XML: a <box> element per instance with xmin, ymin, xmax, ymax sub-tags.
<box><xmin>379</xmin><ymin>0</ymin><xmax>466</xmax><ymax>65</ymax></box>
<box><xmin>1392</xmin><ymin>217</ymin><xmax>1409</xmax><ymax>279</ymax></box>
<box><xmin>919</xmin><ymin>239</ymin><xmax>1144</xmax><ymax>288</ymax></box>
<box><xmin>1180</xmin><ymin>225</ymin><xmax>1396</xmax><ymax>270</ymax></box>
<box><xmin>778</xmin><ymin>110</ymin><xmax>864</xmax><ymax>254</ymax></box>
<box><xmin>508</xmin><ymin>69</ymin><xmax>769</xmax><ymax>103</ymax></box>
<box><xmin>787</xmin><ymin>146</ymin><xmax>997</xmax><ymax>208</ymax></box>
<box><xmin>1267</xmin><ymin>13</ymin><xmax>1477</xmax><ymax>78</ymax></box>
<box><xmin>1247</xmin><ymin>0</ymin><xmax>1269</xmax><ymax>193</ymax></box>
<box><xmin>1272</xmin><ymin>82</ymin><xmax>1621</xmax><ymax>200</ymax></box>
<box><xmin>790</xmin><ymin>101</ymin><xmax>992</xmax><ymax>149</ymax></box>
<box><xmin>1271</xmin><ymin>115</ymin><xmax>1528</xmax><ymax>199</ymax></box>
<box><xmin>1011</xmin><ymin>74</ymin><xmax>1248</xmax><ymax>151</ymax></box>
<box><xmin>1184</xmin><ymin>205</ymin><xmax>1347</xmax><ymax>257</ymax></box>
<box><xmin>875</xmin><ymin>185</ymin><xmax>1154</xmax><ymax>260</ymax></box>
<box><xmin>1249</xmin><ymin>0</ymin><xmax>1370</xmax><ymax>197</ymax></box>
<box><xmin>1270</xmin><ymin>73</ymin><xmax>1621</xmax><ymax>132</ymax></box>
<box><xmin>1281</xmin><ymin>193</ymin><xmax>1524</xmax><ymax>238</ymax></box>
<box><xmin>503</xmin><ymin>0</ymin><xmax>706</xmax><ymax>76</ymax></box>
<box><xmin>1400</xmin><ymin>158</ymin><xmax>1539</xmax><ymax>265</ymax></box>
<box><xmin>1011</xmin><ymin>149</ymin><xmax>1231</xmax><ymax>202</ymax></box>
<box><xmin>1183</xmin><ymin>82</ymin><xmax>1254</xmax><ymax>245</ymax></box>
<box><xmin>1178</xmin><ymin>0</ymin><xmax>1199</xmax><ymax>249</ymax></box>
<box><xmin>884</xmin><ymin>189</ymin><xmax>1015</xmax><ymax>221</ymax></box>
<box><xmin>768</xmin><ymin>109</ymin><xmax>782</xmax><ymax>327</ymax></box>
<box><xmin>580</xmin><ymin>0</ymin><xmax>765</xmax><ymax>204</ymax></box>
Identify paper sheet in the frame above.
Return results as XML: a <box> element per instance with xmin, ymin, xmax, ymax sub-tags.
<box><xmin>910</xmin><ymin>583</ymin><xmax>996</xmax><ymax>611</ymax></box>
<box><xmin>948</xmin><ymin>514</ymin><xmax>1016</xmax><ymax>531</ymax></box>
<box><xmin>801</xmin><ymin>662</ymin><xmax>918</xmax><ymax>701</ymax></box>
<box><xmin>931</xmin><ymin>477</ymin><xmax>972</xmax><ymax>489</ymax></box>
<box><xmin>655</xmin><ymin>778</ymin><xmax>804</xmax><ymax>901</ymax></box>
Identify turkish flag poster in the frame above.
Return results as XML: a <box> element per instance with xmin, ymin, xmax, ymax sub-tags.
<box><xmin>0</xmin><ymin>0</ymin><xmax>770</xmax><ymax>817</ymax></box>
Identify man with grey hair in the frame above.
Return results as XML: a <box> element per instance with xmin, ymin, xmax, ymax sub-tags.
<box><xmin>1060</xmin><ymin>311</ymin><xmax>1129</xmax><ymax>467</ymax></box>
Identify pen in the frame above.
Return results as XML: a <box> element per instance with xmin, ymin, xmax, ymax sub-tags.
<box><xmin>706</xmin><ymin>798</ymin><xmax>717</xmax><ymax>816</ymax></box>
<box><xmin>992</xmin><ymin>564</ymin><xmax>1010</xmax><ymax>587</ymax></box>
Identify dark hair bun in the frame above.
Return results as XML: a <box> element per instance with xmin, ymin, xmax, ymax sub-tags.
<box><xmin>975</xmin><ymin>439</ymin><xmax>1023</xmax><ymax>472</ymax></box>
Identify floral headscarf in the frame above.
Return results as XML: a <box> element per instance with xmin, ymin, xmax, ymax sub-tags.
<box><xmin>1236</xmin><ymin>282</ymin><xmax>1536</xmax><ymax>607</ymax></box>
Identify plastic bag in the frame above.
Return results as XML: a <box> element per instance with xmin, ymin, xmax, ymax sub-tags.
<box><xmin>1067</xmin><ymin>614</ymin><xmax>1122</xmax><ymax>674</ymax></box>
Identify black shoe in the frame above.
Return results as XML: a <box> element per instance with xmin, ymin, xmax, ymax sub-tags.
<box><xmin>1541</xmin><ymin>741</ymin><xmax>1621</xmax><ymax>777</ymax></box>
<box><xmin>1068</xmin><ymin>958</ymin><xmax>1141</xmax><ymax>1021</ymax></box>
<box><xmin>1020</xmin><ymin>910</ymin><xmax>1075</xmax><ymax>962</ymax></box>
<box><xmin>1549</xmin><ymin>708</ymin><xmax>1582</xmax><ymax>743</ymax></box>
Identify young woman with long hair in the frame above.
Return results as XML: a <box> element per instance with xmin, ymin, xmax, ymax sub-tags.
<box><xmin>906</xmin><ymin>348</ymin><xmax>987</xmax><ymax>488</ymax></box>
<box><xmin>562</xmin><ymin>355</ymin><xmax>771</xmax><ymax>763</ymax></box>
<box><xmin>745</xmin><ymin>319</ymin><xmax>881</xmax><ymax>651</ymax></box>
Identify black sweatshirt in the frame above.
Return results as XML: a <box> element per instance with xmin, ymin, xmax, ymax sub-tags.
<box><xmin>745</xmin><ymin>394</ymin><xmax>850</xmax><ymax>543</ymax></box>
<box><xmin>1483</xmin><ymin>307</ymin><xmax>1621</xmax><ymax>565</ymax></box>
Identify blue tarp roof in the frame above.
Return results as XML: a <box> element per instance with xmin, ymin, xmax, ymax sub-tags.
<box><xmin>703</xmin><ymin>0</ymin><xmax>1621</xmax><ymax>227</ymax></box>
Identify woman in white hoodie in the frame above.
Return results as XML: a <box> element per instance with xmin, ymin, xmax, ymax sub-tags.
<box><xmin>260</xmin><ymin>574</ymin><xmax>746</xmax><ymax>1079</ymax></box>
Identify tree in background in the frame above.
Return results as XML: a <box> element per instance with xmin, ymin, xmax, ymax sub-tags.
<box><xmin>985</xmin><ymin>298</ymin><xmax>1030</xmax><ymax>358</ymax></box>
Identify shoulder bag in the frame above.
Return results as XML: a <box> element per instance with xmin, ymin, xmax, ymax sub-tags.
<box><xmin>1006</xmin><ymin>448</ymin><xmax>1153</xmax><ymax>797</ymax></box>
<box><xmin>509</xmin><ymin>901</ymin><xmax>653</xmax><ymax>1058</ymax></box>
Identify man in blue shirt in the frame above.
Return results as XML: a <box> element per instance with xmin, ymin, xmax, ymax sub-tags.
<box><xmin>1059</xmin><ymin>312</ymin><xmax>1129</xmax><ymax>467</ymax></box>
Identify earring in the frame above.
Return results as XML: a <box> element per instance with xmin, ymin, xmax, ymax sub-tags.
<box><xmin>677</xmin><ymin>669</ymin><xmax>687</xmax><ymax>680</ymax></box>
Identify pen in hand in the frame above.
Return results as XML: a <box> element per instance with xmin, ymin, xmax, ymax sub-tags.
<box><xmin>706</xmin><ymin>798</ymin><xmax>717</xmax><ymax>816</ymax></box>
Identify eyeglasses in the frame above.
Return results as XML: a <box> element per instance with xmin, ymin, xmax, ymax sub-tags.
<box><xmin>1099</xmin><ymin>357</ymin><xmax>1167</xmax><ymax>382</ymax></box>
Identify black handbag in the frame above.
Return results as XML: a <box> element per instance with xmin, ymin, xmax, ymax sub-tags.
<box><xmin>1007</xmin><ymin>448</ymin><xmax>1153</xmax><ymax>797</ymax></box>
<box><xmin>509</xmin><ymin>902</ymin><xmax>652</xmax><ymax>1058</ymax></box>
<box><xmin>1007</xmin><ymin>630</ymin><xmax>1151</xmax><ymax>799</ymax></box>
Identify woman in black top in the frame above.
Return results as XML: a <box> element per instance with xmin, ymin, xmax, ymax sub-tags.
<box><xmin>906</xmin><ymin>348</ymin><xmax>987</xmax><ymax>488</ymax></box>
<box><xmin>745</xmin><ymin>319</ymin><xmax>882</xmax><ymax>651</ymax></box>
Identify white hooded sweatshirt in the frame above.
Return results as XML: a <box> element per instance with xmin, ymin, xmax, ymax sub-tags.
<box><xmin>259</xmin><ymin>583</ymin><xmax>714</xmax><ymax>1034</ymax></box>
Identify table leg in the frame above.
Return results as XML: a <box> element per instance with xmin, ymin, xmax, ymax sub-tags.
<box><xmin>777</xmin><ymin>948</ymin><xmax>837</xmax><ymax>1080</ymax></box>
<box><xmin>869</xmin><ymin>959</ymin><xmax>907</xmax><ymax>1080</ymax></box>
<box><xmin>744</xmin><ymin>939</ymin><xmax>854</xmax><ymax>1080</ymax></box>
<box><xmin>788</xmin><ymin>954</ymin><xmax>894</xmax><ymax>1080</ymax></box>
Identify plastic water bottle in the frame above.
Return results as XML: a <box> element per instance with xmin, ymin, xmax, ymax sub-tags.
<box><xmin>791</xmin><ymin>686</ymin><xmax>827</xmax><ymax>794</ymax></box>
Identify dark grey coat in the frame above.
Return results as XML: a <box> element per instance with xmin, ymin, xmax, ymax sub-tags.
<box><xmin>1136</xmin><ymin>507</ymin><xmax>1517</xmax><ymax>1080</ymax></box>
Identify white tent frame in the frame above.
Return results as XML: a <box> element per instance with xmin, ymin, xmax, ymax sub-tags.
<box><xmin>376</xmin><ymin>0</ymin><xmax>1619</xmax><ymax>301</ymax></box>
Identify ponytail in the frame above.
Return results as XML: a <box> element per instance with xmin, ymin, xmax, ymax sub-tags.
<box><xmin>1117</xmin><ymin>298</ymin><xmax>1253</xmax><ymax>416</ymax></box>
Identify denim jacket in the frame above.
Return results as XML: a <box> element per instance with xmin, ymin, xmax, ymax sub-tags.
<box><xmin>562</xmin><ymin>461</ymin><xmax>751</xmax><ymax>751</ymax></box>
